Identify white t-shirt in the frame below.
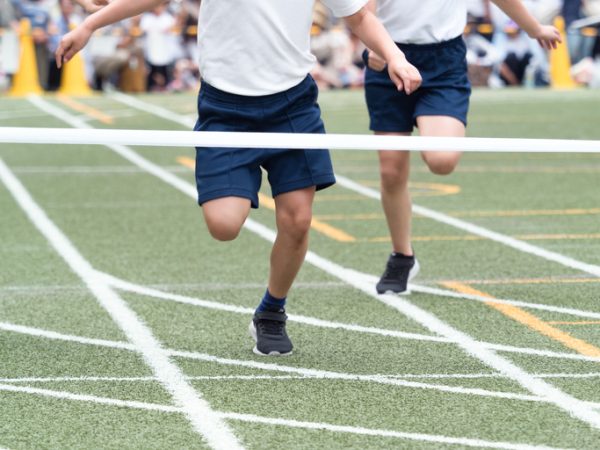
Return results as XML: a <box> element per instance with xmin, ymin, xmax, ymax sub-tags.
<box><xmin>197</xmin><ymin>0</ymin><xmax>367</xmax><ymax>96</ymax></box>
<box><xmin>376</xmin><ymin>0</ymin><xmax>467</xmax><ymax>44</ymax></box>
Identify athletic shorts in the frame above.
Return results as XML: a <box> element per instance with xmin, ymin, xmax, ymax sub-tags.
<box><xmin>194</xmin><ymin>75</ymin><xmax>335</xmax><ymax>208</ymax></box>
<box><xmin>364</xmin><ymin>35</ymin><xmax>472</xmax><ymax>133</ymax></box>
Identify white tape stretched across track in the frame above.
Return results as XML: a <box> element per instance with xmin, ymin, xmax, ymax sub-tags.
<box><xmin>1</xmin><ymin>127</ymin><xmax>600</xmax><ymax>153</ymax></box>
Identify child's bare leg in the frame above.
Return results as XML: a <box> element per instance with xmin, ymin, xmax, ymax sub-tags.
<box><xmin>201</xmin><ymin>196</ymin><xmax>251</xmax><ymax>241</ymax></box>
<box><xmin>417</xmin><ymin>115</ymin><xmax>465</xmax><ymax>175</ymax></box>
<box><xmin>268</xmin><ymin>187</ymin><xmax>316</xmax><ymax>298</ymax></box>
<box><xmin>377</xmin><ymin>132</ymin><xmax>413</xmax><ymax>256</ymax></box>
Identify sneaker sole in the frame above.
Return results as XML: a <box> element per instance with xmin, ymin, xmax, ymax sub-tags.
<box><xmin>377</xmin><ymin>259</ymin><xmax>421</xmax><ymax>295</ymax></box>
<box><xmin>248</xmin><ymin>321</ymin><xmax>293</xmax><ymax>357</ymax></box>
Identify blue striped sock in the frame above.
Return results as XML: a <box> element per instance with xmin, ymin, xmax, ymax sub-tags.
<box><xmin>256</xmin><ymin>289</ymin><xmax>286</xmax><ymax>313</ymax></box>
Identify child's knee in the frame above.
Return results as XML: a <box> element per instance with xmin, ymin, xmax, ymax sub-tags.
<box><xmin>380</xmin><ymin>164</ymin><xmax>409</xmax><ymax>190</ymax></box>
<box><xmin>422</xmin><ymin>153</ymin><xmax>460</xmax><ymax>175</ymax></box>
<box><xmin>278</xmin><ymin>209</ymin><xmax>312</xmax><ymax>239</ymax></box>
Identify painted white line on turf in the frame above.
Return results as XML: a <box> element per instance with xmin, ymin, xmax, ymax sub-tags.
<box><xmin>99</xmin><ymin>271</ymin><xmax>448</xmax><ymax>344</ymax></box>
<box><xmin>110</xmin><ymin>92</ymin><xmax>196</xmax><ymax>128</ymax></box>
<box><xmin>8</xmin><ymin>320</ymin><xmax>600</xmax><ymax>412</ymax></box>
<box><xmin>30</xmin><ymin>96</ymin><xmax>600</xmax><ymax>430</ymax></box>
<box><xmin>335</xmin><ymin>175</ymin><xmax>600</xmax><ymax>279</ymax></box>
<box><xmin>0</xmin><ymin>383</ymin><xmax>180</xmax><ymax>413</ymax></box>
<box><xmin>5</xmin><ymin>371</ymin><xmax>600</xmax><ymax>385</ymax></box>
<box><xmin>221</xmin><ymin>412</ymin><xmax>569</xmax><ymax>450</ymax></box>
<box><xmin>0</xmin><ymin>384</ymin><xmax>567</xmax><ymax>450</ymax></box>
<box><xmin>0</xmin><ymin>321</ymin><xmax>570</xmax><ymax>405</ymax></box>
<box><xmin>98</xmin><ymin>272</ymin><xmax>600</xmax><ymax>362</ymax></box>
<box><xmin>0</xmin><ymin>159</ymin><xmax>242</xmax><ymax>450</ymax></box>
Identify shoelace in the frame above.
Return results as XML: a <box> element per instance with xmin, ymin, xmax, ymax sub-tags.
<box><xmin>257</xmin><ymin>319</ymin><xmax>285</xmax><ymax>336</ymax></box>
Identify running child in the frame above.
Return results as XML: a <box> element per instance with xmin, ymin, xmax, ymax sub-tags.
<box><xmin>363</xmin><ymin>0</ymin><xmax>560</xmax><ymax>294</ymax></box>
<box><xmin>58</xmin><ymin>0</ymin><xmax>422</xmax><ymax>356</ymax></box>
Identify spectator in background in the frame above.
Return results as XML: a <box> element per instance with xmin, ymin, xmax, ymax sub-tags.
<box><xmin>310</xmin><ymin>0</ymin><xmax>364</xmax><ymax>89</ymax></box>
<box><xmin>139</xmin><ymin>3</ymin><xmax>178</xmax><ymax>91</ymax></box>
<box><xmin>47</xmin><ymin>0</ymin><xmax>81</xmax><ymax>90</ymax></box>
<box><xmin>0</xmin><ymin>0</ymin><xmax>19</xmax><ymax>90</ymax></box>
<box><xmin>16</xmin><ymin>0</ymin><xmax>53</xmax><ymax>89</ymax></box>
<box><xmin>498</xmin><ymin>21</ymin><xmax>534</xmax><ymax>85</ymax></box>
<box><xmin>87</xmin><ymin>17</ymin><xmax>144</xmax><ymax>91</ymax></box>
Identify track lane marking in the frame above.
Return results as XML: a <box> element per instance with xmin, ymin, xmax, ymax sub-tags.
<box><xmin>442</xmin><ymin>282</ymin><xmax>600</xmax><ymax>358</ymax></box>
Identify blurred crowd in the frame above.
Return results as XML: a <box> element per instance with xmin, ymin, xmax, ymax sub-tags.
<box><xmin>0</xmin><ymin>0</ymin><xmax>599</xmax><ymax>93</ymax></box>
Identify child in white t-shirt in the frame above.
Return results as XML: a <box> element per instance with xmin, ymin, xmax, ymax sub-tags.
<box><xmin>58</xmin><ymin>0</ymin><xmax>422</xmax><ymax>356</ymax></box>
<box><xmin>363</xmin><ymin>0</ymin><xmax>560</xmax><ymax>295</ymax></box>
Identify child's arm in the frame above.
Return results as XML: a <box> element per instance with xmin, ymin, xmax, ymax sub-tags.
<box><xmin>345</xmin><ymin>6</ymin><xmax>421</xmax><ymax>95</ymax></box>
<box><xmin>71</xmin><ymin>0</ymin><xmax>109</xmax><ymax>14</ymax></box>
<box><xmin>491</xmin><ymin>0</ymin><xmax>561</xmax><ymax>49</ymax></box>
<box><xmin>55</xmin><ymin>0</ymin><xmax>163</xmax><ymax>67</ymax></box>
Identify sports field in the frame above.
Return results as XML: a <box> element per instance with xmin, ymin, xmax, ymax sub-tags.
<box><xmin>1</xmin><ymin>88</ymin><xmax>600</xmax><ymax>449</ymax></box>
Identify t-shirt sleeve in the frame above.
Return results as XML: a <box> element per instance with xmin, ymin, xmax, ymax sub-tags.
<box><xmin>321</xmin><ymin>0</ymin><xmax>368</xmax><ymax>18</ymax></box>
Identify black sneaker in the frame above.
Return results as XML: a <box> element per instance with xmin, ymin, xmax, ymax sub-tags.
<box><xmin>376</xmin><ymin>253</ymin><xmax>420</xmax><ymax>294</ymax></box>
<box><xmin>248</xmin><ymin>310</ymin><xmax>293</xmax><ymax>356</ymax></box>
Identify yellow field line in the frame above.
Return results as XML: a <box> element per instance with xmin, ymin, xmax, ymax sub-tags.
<box><xmin>56</xmin><ymin>95</ymin><xmax>114</xmax><ymax>125</ymax></box>
<box><xmin>444</xmin><ymin>277</ymin><xmax>600</xmax><ymax>286</ymax></box>
<box><xmin>546</xmin><ymin>321</ymin><xmax>600</xmax><ymax>326</ymax></box>
<box><xmin>317</xmin><ymin>208</ymin><xmax>600</xmax><ymax>221</ymax></box>
<box><xmin>176</xmin><ymin>157</ymin><xmax>356</xmax><ymax>242</ymax></box>
<box><xmin>257</xmin><ymin>193</ymin><xmax>355</xmax><ymax>242</ymax></box>
<box><xmin>356</xmin><ymin>180</ymin><xmax>460</xmax><ymax>197</ymax></box>
<box><xmin>450</xmin><ymin>207</ymin><xmax>600</xmax><ymax>218</ymax></box>
<box><xmin>368</xmin><ymin>233</ymin><xmax>600</xmax><ymax>243</ymax></box>
<box><xmin>441</xmin><ymin>281</ymin><xmax>600</xmax><ymax>357</ymax></box>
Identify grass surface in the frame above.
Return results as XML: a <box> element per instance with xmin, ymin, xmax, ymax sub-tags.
<box><xmin>1</xmin><ymin>88</ymin><xmax>600</xmax><ymax>449</ymax></box>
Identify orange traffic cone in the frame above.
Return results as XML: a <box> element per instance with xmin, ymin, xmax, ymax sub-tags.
<box><xmin>9</xmin><ymin>19</ymin><xmax>43</xmax><ymax>96</ymax></box>
<box><xmin>58</xmin><ymin>25</ymin><xmax>92</xmax><ymax>96</ymax></box>
<box><xmin>550</xmin><ymin>16</ymin><xmax>577</xmax><ymax>89</ymax></box>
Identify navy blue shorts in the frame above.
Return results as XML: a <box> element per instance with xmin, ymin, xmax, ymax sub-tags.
<box><xmin>194</xmin><ymin>75</ymin><xmax>335</xmax><ymax>208</ymax></box>
<box><xmin>364</xmin><ymin>35</ymin><xmax>472</xmax><ymax>132</ymax></box>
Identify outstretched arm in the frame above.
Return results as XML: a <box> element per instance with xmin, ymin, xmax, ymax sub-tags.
<box><xmin>71</xmin><ymin>0</ymin><xmax>109</xmax><ymax>14</ymax></box>
<box><xmin>491</xmin><ymin>0</ymin><xmax>561</xmax><ymax>49</ymax></box>
<box><xmin>345</xmin><ymin>6</ymin><xmax>421</xmax><ymax>95</ymax></box>
<box><xmin>56</xmin><ymin>0</ymin><xmax>163</xmax><ymax>67</ymax></box>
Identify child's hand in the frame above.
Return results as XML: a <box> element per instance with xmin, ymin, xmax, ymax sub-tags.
<box><xmin>367</xmin><ymin>50</ymin><xmax>387</xmax><ymax>72</ymax></box>
<box><xmin>73</xmin><ymin>0</ymin><xmax>109</xmax><ymax>13</ymax></box>
<box><xmin>531</xmin><ymin>25</ymin><xmax>562</xmax><ymax>50</ymax></box>
<box><xmin>387</xmin><ymin>56</ymin><xmax>422</xmax><ymax>95</ymax></box>
<box><xmin>55</xmin><ymin>23</ymin><xmax>94</xmax><ymax>68</ymax></box>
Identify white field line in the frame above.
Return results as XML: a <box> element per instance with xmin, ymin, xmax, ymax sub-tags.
<box><xmin>0</xmin><ymin>158</ymin><xmax>242</xmax><ymax>450</ymax></box>
<box><xmin>335</xmin><ymin>175</ymin><xmax>600</xmax><ymax>278</ymax></box>
<box><xmin>31</xmin><ymin>96</ymin><xmax>600</xmax><ymax>430</ymax></box>
<box><xmin>4</xmin><ymin>372</ymin><xmax>600</xmax><ymax>384</ymax></box>
<box><xmin>222</xmin><ymin>412</ymin><xmax>568</xmax><ymax>450</ymax></box>
<box><xmin>110</xmin><ymin>92</ymin><xmax>196</xmax><ymax>128</ymax></box>
<box><xmin>102</xmin><ymin>271</ymin><xmax>600</xmax><ymax>354</ymax></box>
<box><xmin>100</xmin><ymin>271</ymin><xmax>448</xmax><ymax>344</ymax></box>
<box><xmin>0</xmin><ymin>320</ymin><xmax>575</xmax><ymax>405</ymax></box>
<box><xmin>0</xmin><ymin>383</ymin><xmax>180</xmax><ymax>413</ymax></box>
<box><xmin>0</xmin><ymin>385</ymin><xmax>565</xmax><ymax>450</ymax></box>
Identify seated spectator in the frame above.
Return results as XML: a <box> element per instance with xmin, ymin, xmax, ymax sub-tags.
<box><xmin>87</xmin><ymin>18</ymin><xmax>144</xmax><ymax>91</ymax></box>
<box><xmin>498</xmin><ymin>22</ymin><xmax>534</xmax><ymax>85</ymax></box>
